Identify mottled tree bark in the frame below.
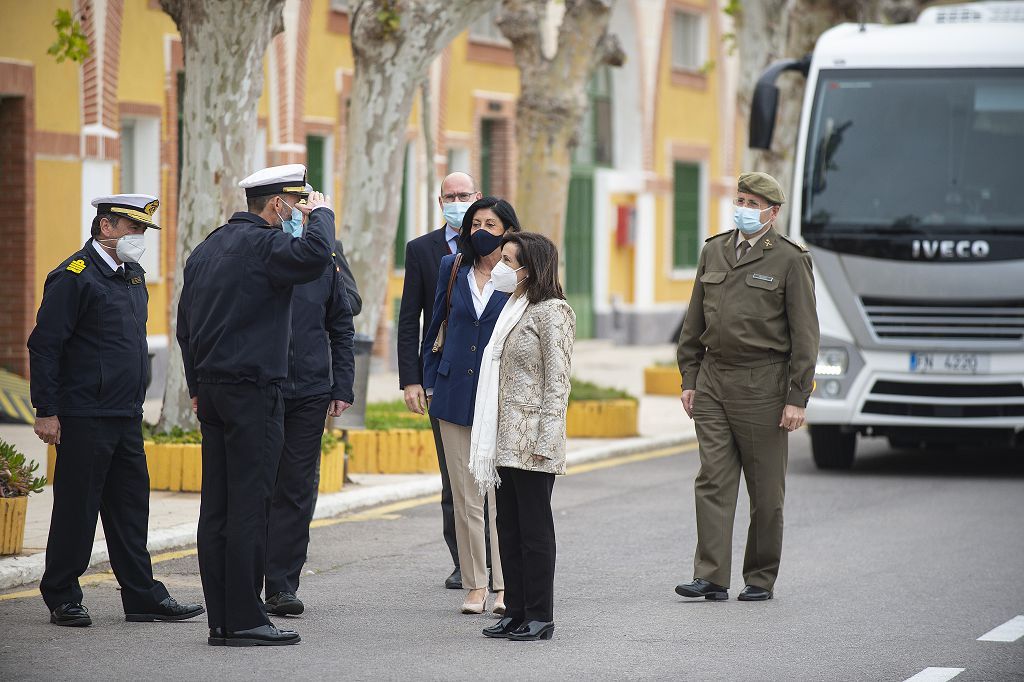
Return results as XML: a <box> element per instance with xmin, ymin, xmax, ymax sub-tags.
<box><xmin>736</xmin><ymin>0</ymin><xmax>927</xmax><ymax>209</ymax></box>
<box><xmin>156</xmin><ymin>0</ymin><xmax>285</xmax><ymax>431</ymax></box>
<box><xmin>498</xmin><ymin>0</ymin><xmax>623</xmax><ymax>251</ymax></box>
<box><xmin>341</xmin><ymin>0</ymin><xmax>499</xmax><ymax>338</ymax></box>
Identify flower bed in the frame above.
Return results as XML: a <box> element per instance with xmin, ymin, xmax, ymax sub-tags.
<box><xmin>1</xmin><ymin>439</ymin><xmax>45</xmax><ymax>555</ymax></box>
<box><xmin>347</xmin><ymin>401</ymin><xmax>439</xmax><ymax>474</ymax></box>
<box><xmin>565</xmin><ymin>379</ymin><xmax>640</xmax><ymax>438</ymax></box>
<box><xmin>644</xmin><ymin>363</ymin><xmax>683</xmax><ymax>396</ymax></box>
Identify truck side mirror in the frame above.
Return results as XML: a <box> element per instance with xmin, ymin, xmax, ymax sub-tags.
<box><xmin>749</xmin><ymin>56</ymin><xmax>811</xmax><ymax>150</ymax></box>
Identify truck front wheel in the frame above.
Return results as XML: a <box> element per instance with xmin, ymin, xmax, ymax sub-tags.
<box><xmin>809</xmin><ymin>425</ymin><xmax>856</xmax><ymax>470</ymax></box>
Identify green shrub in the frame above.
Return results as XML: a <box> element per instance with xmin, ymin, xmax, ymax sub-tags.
<box><xmin>365</xmin><ymin>400</ymin><xmax>432</xmax><ymax>431</ymax></box>
<box><xmin>0</xmin><ymin>439</ymin><xmax>46</xmax><ymax>497</ymax></box>
<box><xmin>321</xmin><ymin>429</ymin><xmax>342</xmax><ymax>455</ymax></box>
<box><xmin>654</xmin><ymin>359</ymin><xmax>678</xmax><ymax>368</ymax></box>
<box><xmin>142</xmin><ymin>424</ymin><xmax>202</xmax><ymax>444</ymax></box>
<box><xmin>569</xmin><ymin>378</ymin><xmax>637</xmax><ymax>403</ymax></box>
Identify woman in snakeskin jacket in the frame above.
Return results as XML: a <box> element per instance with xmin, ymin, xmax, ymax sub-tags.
<box><xmin>477</xmin><ymin>232</ymin><xmax>575</xmax><ymax>642</ymax></box>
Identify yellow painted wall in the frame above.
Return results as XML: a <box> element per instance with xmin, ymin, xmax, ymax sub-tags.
<box><xmin>652</xmin><ymin>0</ymin><xmax>722</xmax><ymax>304</ymax></box>
<box><xmin>607</xmin><ymin>194</ymin><xmax>635</xmax><ymax>304</ymax></box>
<box><xmin>305</xmin><ymin>0</ymin><xmax>353</xmax><ymax>121</ymax></box>
<box><xmin>34</xmin><ymin>160</ymin><xmax>83</xmax><ymax>301</ymax></box>
<box><xmin>119</xmin><ymin>0</ymin><xmax>178</xmax><ymax>105</ymax></box>
<box><xmin>444</xmin><ymin>35</ymin><xmax>520</xmax><ymax>135</ymax></box>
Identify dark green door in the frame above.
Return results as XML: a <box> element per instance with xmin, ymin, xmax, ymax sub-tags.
<box><xmin>564</xmin><ymin>169</ymin><xmax>594</xmax><ymax>339</ymax></box>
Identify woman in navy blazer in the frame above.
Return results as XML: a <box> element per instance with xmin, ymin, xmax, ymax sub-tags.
<box><xmin>422</xmin><ymin>197</ymin><xmax>521</xmax><ymax>615</ymax></box>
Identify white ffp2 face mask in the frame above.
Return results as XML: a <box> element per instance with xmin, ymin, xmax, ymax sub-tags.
<box><xmin>115</xmin><ymin>234</ymin><xmax>147</xmax><ymax>263</ymax></box>
<box><xmin>491</xmin><ymin>261</ymin><xmax>526</xmax><ymax>293</ymax></box>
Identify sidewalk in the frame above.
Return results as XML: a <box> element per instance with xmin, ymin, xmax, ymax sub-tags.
<box><xmin>0</xmin><ymin>340</ymin><xmax>695</xmax><ymax>590</ymax></box>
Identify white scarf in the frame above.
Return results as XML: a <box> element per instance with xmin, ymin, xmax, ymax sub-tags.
<box><xmin>469</xmin><ymin>294</ymin><xmax>530</xmax><ymax>497</ymax></box>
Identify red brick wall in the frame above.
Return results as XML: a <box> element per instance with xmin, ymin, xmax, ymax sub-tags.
<box><xmin>0</xmin><ymin>62</ymin><xmax>36</xmax><ymax>377</ymax></box>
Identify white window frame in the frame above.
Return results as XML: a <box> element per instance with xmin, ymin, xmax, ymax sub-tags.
<box><xmin>671</xmin><ymin>9</ymin><xmax>707</xmax><ymax>73</ymax></box>
<box><xmin>469</xmin><ymin>8</ymin><xmax>510</xmax><ymax>46</ymax></box>
<box><xmin>119</xmin><ymin>116</ymin><xmax>162</xmax><ymax>280</ymax></box>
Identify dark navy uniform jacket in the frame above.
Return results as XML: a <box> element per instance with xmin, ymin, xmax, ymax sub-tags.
<box><xmin>284</xmin><ymin>251</ymin><xmax>355</xmax><ymax>403</ymax></box>
<box><xmin>28</xmin><ymin>240</ymin><xmax>149</xmax><ymax>418</ymax></box>
<box><xmin>177</xmin><ymin>208</ymin><xmax>334</xmax><ymax>396</ymax></box>
<box><xmin>422</xmin><ymin>254</ymin><xmax>509</xmax><ymax>427</ymax></box>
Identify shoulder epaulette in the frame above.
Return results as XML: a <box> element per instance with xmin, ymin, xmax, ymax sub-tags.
<box><xmin>66</xmin><ymin>259</ymin><xmax>87</xmax><ymax>275</ymax></box>
<box><xmin>705</xmin><ymin>230</ymin><xmax>733</xmax><ymax>243</ymax></box>
<box><xmin>780</xmin><ymin>234</ymin><xmax>809</xmax><ymax>252</ymax></box>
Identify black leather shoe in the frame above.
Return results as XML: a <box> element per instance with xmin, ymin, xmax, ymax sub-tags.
<box><xmin>737</xmin><ymin>585</ymin><xmax>773</xmax><ymax>601</ymax></box>
<box><xmin>483</xmin><ymin>617</ymin><xmax>523</xmax><ymax>639</ymax></box>
<box><xmin>445</xmin><ymin>568</ymin><xmax>462</xmax><ymax>590</ymax></box>
<box><xmin>208</xmin><ymin>627</ymin><xmax>227</xmax><ymax>646</ymax></box>
<box><xmin>508</xmin><ymin>620</ymin><xmax>554</xmax><ymax>641</ymax></box>
<box><xmin>50</xmin><ymin>602</ymin><xmax>91</xmax><ymax>627</ymax></box>
<box><xmin>226</xmin><ymin>624</ymin><xmax>301</xmax><ymax>647</ymax></box>
<box><xmin>675</xmin><ymin>578</ymin><xmax>729</xmax><ymax>601</ymax></box>
<box><xmin>265</xmin><ymin>591</ymin><xmax>304</xmax><ymax>616</ymax></box>
<box><xmin>125</xmin><ymin>596</ymin><xmax>205</xmax><ymax>622</ymax></box>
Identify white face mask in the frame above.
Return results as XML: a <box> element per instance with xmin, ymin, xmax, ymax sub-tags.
<box><xmin>491</xmin><ymin>261</ymin><xmax>526</xmax><ymax>293</ymax></box>
<box><xmin>99</xmin><ymin>233</ymin><xmax>147</xmax><ymax>263</ymax></box>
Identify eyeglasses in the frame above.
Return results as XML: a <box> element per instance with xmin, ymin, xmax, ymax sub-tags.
<box><xmin>442</xmin><ymin>192</ymin><xmax>476</xmax><ymax>203</ymax></box>
<box><xmin>734</xmin><ymin>198</ymin><xmax>768</xmax><ymax>209</ymax></box>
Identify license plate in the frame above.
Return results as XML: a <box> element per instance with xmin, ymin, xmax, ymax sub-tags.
<box><xmin>909</xmin><ymin>352</ymin><xmax>990</xmax><ymax>374</ymax></box>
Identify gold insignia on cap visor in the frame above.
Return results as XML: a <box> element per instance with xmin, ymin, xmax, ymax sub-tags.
<box><xmin>110</xmin><ymin>206</ymin><xmax>160</xmax><ymax>225</ymax></box>
<box><xmin>144</xmin><ymin>199</ymin><xmax>159</xmax><ymax>216</ymax></box>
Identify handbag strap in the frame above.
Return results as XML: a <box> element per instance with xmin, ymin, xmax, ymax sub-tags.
<box><xmin>442</xmin><ymin>253</ymin><xmax>463</xmax><ymax>324</ymax></box>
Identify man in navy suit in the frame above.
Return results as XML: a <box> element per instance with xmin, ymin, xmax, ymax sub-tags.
<box><xmin>397</xmin><ymin>172</ymin><xmax>480</xmax><ymax>589</ymax></box>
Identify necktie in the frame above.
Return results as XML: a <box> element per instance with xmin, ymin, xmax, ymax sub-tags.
<box><xmin>737</xmin><ymin>240</ymin><xmax>751</xmax><ymax>262</ymax></box>
<box><xmin>447</xmin><ymin>240</ymin><xmax>454</xmax><ymax>255</ymax></box>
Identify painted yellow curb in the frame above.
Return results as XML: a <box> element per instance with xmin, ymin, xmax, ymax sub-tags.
<box><xmin>566</xmin><ymin>400</ymin><xmax>639</xmax><ymax>438</ymax></box>
<box><xmin>347</xmin><ymin>428</ymin><xmax>439</xmax><ymax>474</ymax></box>
<box><xmin>0</xmin><ymin>496</ymin><xmax>28</xmax><ymax>556</ymax></box>
<box><xmin>644</xmin><ymin>365</ymin><xmax>682</xmax><ymax>396</ymax></box>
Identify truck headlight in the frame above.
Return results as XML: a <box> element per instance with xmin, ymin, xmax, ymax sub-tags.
<box><xmin>816</xmin><ymin>348</ymin><xmax>849</xmax><ymax>377</ymax></box>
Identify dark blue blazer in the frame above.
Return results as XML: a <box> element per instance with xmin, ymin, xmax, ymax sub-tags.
<box><xmin>422</xmin><ymin>254</ymin><xmax>510</xmax><ymax>427</ymax></box>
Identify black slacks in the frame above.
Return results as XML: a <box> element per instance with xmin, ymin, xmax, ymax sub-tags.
<box><xmin>495</xmin><ymin>467</ymin><xmax>556</xmax><ymax>623</ymax></box>
<box><xmin>265</xmin><ymin>393</ymin><xmax>331</xmax><ymax>596</ymax></box>
<box><xmin>430</xmin><ymin>415</ymin><xmax>459</xmax><ymax>568</ymax></box>
<box><xmin>40</xmin><ymin>416</ymin><xmax>168</xmax><ymax>613</ymax></box>
<box><xmin>196</xmin><ymin>382</ymin><xmax>284</xmax><ymax>632</ymax></box>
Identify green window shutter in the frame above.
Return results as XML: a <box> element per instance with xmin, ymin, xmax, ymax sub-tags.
<box><xmin>480</xmin><ymin>120</ymin><xmax>494</xmax><ymax>195</ymax></box>
<box><xmin>673</xmin><ymin>162</ymin><xmax>701</xmax><ymax>268</ymax></box>
<box><xmin>306</xmin><ymin>135</ymin><xmax>325</xmax><ymax>192</ymax></box>
<box><xmin>394</xmin><ymin>146</ymin><xmax>409</xmax><ymax>268</ymax></box>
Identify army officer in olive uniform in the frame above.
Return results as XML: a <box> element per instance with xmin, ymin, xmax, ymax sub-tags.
<box><xmin>675</xmin><ymin>172</ymin><xmax>819</xmax><ymax>602</ymax></box>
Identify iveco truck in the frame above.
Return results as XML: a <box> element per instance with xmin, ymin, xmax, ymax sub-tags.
<box><xmin>750</xmin><ymin>2</ymin><xmax>1024</xmax><ymax>468</ymax></box>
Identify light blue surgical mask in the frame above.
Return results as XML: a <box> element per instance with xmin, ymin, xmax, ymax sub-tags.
<box><xmin>277</xmin><ymin>201</ymin><xmax>303</xmax><ymax>237</ymax></box>
<box><xmin>733</xmin><ymin>205</ymin><xmax>772</xmax><ymax>235</ymax></box>
<box><xmin>442</xmin><ymin>201</ymin><xmax>472</xmax><ymax>229</ymax></box>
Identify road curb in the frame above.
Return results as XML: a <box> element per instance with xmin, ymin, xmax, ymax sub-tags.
<box><xmin>0</xmin><ymin>433</ymin><xmax>695</xmax><ymax>591</ymax></box>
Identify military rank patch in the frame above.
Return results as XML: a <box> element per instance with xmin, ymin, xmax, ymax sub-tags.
<box><xmin>130</xmin><ymin>276</ymin><xmax>143</xmax><ymax>285</ymax></box>
<box><xmin>66</xmin><ymin>259</ymin><xmax>86</xmax><ymax>274</ymax></box>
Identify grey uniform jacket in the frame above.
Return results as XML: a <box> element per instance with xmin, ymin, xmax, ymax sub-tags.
<box><xmin>495</xmin><ymin>298</ymin><xmax>576</xmax><ymax>475</ymax></box>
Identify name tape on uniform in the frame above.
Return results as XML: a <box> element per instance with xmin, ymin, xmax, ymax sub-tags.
<box><xmin>752</xmin><ymin>274</ymin><xmax>774</xmax><ymax>282</ymax></box>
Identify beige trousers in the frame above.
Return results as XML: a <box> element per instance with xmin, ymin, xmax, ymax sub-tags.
<box><xmin>438</xmin><ymin>420</ymin><xmax>503</xmax><ymax>591</ymax></box>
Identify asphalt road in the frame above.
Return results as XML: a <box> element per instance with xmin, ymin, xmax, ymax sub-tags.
<box><xmin>1</xmin><ymin>432</ymin><xmax>1022</xmax><ymax>681</ymax></box>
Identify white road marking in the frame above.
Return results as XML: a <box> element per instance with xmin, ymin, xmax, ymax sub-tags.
<box><xmin>978</xmin><ymin>615</ymin><xmax>1024</xmax><ymax>643</ymax></box>
<box><xmin>903</xmin><ymin>668</ymin><xmax>965</xmax><ymax>682</ymax></box>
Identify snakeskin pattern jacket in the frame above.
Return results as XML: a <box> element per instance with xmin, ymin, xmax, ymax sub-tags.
<box><xmin>495</xmin><ymin>298</ymin><xmax>576</xmax><ymax>475</ymax></box>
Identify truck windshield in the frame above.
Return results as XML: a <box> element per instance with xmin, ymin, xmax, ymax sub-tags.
<box><xmin>803</xmin><ymin>68</ymin><xmax>1024</xmax><ymax>236</ymax></box>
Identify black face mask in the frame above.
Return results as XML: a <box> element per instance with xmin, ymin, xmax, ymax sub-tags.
<box><xmin>471</xmin><ymin>229</ymin><xmax>503</xmax><ymax>257</ymax></box>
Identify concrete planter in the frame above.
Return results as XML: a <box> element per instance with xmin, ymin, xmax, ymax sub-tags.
<box><xmin>319</xmin><ymin>443</ymin><xmax>345</xmax><ymax>493</ymax></box>
<box><xmin>50</xmin><ymin>441</ymin><xmax>345</xmax><ymax>493</ymax></box>
<box><xmin>347</xmin><ymin>429</ymin><xmax>440</xmax><ymax>474</ymax></box>
<box><xmin>566</xmin><ymin>400</ymin><xmax>639</xmax><ymax>438</ymax></box>
<box><xmin>644</xmin><ymin>365</ymin><xmax>682</xmax><ymax>396</ymax></box>
<box><xmin>0</xmin><ymin>496</ymin><xmax>28</xmax><ymax>555</ymax></box>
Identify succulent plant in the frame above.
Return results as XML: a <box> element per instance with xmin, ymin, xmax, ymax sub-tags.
<box><xmin>0</xmin><ymin>439</ymin><xmax>46</xmax><ymax>497</ymax></box>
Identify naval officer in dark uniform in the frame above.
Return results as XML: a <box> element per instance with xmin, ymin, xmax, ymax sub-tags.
<box><xmin>28</xmin><ymin>193</ymin><xmax>204</xmax><ymax>627</ymax></box>
<box><xmin>177</xmin><ymin>165</ymin><xmax>334</xmax><ymax>646</ymax></box>
<box><xmin>264</xmin><ymin>184</ymin><xmax>356</xmax><ymax>618</ymax></box>
<box><xmin>675</xmin><ymin>172</ymin><xmax>819</xmax><ymax>602</ymax></box>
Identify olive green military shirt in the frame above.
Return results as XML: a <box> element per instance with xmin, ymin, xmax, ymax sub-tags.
<box><xmin>676</xmin><ymin>227</ymin><xmax>820</xmax><ymax>407</ymax></box>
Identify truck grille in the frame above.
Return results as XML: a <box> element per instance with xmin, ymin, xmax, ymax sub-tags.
<box><xmin>860</xmin><ymin>297</ymin><xmax>1024</xmax><ymax>342</ymax></box>
<box><xmin>862</xmin><ymin>379</ymin><xmax>1024</xmax><ymax>419</ymax></box>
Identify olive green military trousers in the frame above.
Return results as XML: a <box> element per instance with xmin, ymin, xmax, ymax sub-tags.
<box><xmin>691</xmin><ymin>356</ymin><xmax>789</xmax><ymax>591</ymax></box>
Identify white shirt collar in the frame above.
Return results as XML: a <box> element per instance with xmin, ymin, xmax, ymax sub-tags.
<box><xmin>467</xmin><ymin>266</ymin><xmax>494</xmax><ymax>318</ymax></box>
<box><xmin>92</xmin><ymin>239</ymin><xmax>122</xmax><ymax>272</ymax></box>
<box><xmin>735</xmin><ymin>230</ymin><xmax>762</xmax><ymax>249</ymax></box>
<box><xmin>445</xmin><ymin>224</ymin><xmax>460</xmax><ymax>244</ymax></box>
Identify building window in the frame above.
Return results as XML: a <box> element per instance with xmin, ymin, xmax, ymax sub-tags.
<box><xmin>470</xmin><ymin>8</ymin><xmax>509</xmax><ymax>45</ymax></box>
<box><xmin>672</xmin><ymin>161</ymin><xmax>701</xmax><ymax>269</ymax></box>
<box><xmin>671</xmin><ymin>10</ymin><xmax>705</xmax><ymax>72</ymax></box>
<box><xmin>394</xmin><ymin>144</ymin><xmax>412</xmax><ymax>269</ymax></box>
<box><xmin>306</xmin><ymin>134</ymin><xmax>333</xmax><ymax>195</ymax></box>
<box><xmin>120</xmin><ymin>116</ymin><xmax>162</xmax><ymax>278</ymax></box>
<box><xmin>447</xmin><ymin>146</ymin><xmax>470</xmax><ymax>175</ymax></box>
<box><xmin>573</xmin><ymin>66</ymin><xmax>613</xmax><ymax>168</ymax></box>
<box><xmin>480</xmin><ymin>120</ymin><xmax>495</xmax><ymax>195</ymax></box>
<box><xmin>329</xmin><ymin>0</ymin><xmax>348</xmax><ymax>10</ymax></box>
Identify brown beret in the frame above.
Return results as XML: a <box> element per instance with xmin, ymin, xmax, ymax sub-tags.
<box><xmin>738</xmin><ymin>171</ymin><xmax>785</xmax><ymax>205</ymax></box>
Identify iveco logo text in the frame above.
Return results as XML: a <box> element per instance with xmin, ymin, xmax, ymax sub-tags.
<box><xmin>911</xmin><ymin>240</ymin><xmax>990</xmax><ymax>259</ymax></box>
